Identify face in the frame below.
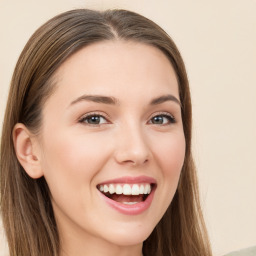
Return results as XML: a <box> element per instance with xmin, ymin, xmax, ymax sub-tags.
<box><xmin>37</xmin><ymin>41</ymin><xmax>185</xmax><ymax>251</ymax></box>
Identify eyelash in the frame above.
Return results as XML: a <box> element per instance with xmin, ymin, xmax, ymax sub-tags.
<box><xmin>78</xmin><ymin>112</ymin><xmax>110</xmax><ymax>126</ymax></box>
<box><xmin>78</xmin><ymin>112</ymin><xmax>176</xmax><ymax>126</ymax></box>
<box><xmin>148</xmin><ymin>112</ymin><xmax>176</xmax><ymax>125</ymax></box>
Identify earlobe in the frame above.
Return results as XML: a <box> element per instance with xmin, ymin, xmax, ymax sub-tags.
<box><xmin>13</xmin><ymin>123</ymin><xmax>43</xmax><ymax>179</ymax></box>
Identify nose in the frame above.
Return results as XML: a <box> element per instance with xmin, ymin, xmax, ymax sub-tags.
<box><xmin>114</xmin><ymin>124</ymin><xmax>150</xmax><ymax>166</ymax></box>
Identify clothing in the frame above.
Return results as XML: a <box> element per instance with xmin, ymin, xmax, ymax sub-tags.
<box><xmin>224</xmin><ymin>246</ymin><xmax>256</xmax><ymax>256</ymax></box>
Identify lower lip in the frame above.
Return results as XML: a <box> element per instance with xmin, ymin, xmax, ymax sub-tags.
<box><xmin>98</xmin><ymin>187</ymin><xmax>156</xmax><ymax>215</ymax></box>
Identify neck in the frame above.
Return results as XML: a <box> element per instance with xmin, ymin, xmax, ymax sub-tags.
<box><xmin>58</xmin><ymin>226</ymin><xmax>143</xmax><ymax>256</ymax></box>
<box><xmin>60</xmin><ymin>239</ymin><xmax>143</xmax><ymax>256</ymax></box>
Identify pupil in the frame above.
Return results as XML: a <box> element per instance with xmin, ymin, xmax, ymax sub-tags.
<box><xmin>89</xmin><ymin>116</ymin><xmax>100</xmax><ymax>124</ymax></box>
<box><xmin>153</xmin><ymin>116</ymin><xmax>163</xmax><ymax>124</ymax></box>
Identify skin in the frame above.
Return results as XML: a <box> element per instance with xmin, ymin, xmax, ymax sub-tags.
<box><xmin>14</xmin><ymin>41</ymin><xmax>186</xmax><ymax>256</ymax></box>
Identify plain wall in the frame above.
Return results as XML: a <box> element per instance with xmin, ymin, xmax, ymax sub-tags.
<box><xmin>0</xmin><ymin>0</ymin><xmax>255</xmax><ymax>255</ymax></box>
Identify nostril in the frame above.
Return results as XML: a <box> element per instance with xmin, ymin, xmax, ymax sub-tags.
<box><xmin>121</xmin><ymin>158</ymin><xmax>149</xmax><ymax>166</ymax></box>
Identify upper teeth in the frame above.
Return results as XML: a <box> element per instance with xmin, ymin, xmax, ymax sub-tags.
<box><xmin>99</xmin><ymin>183</ymin><xmax>151</xmax><ymax>195</ymax></box>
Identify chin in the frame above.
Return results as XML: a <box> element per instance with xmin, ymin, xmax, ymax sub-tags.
<box><xmin>101</xmin><ymin>224</ymin><xmax>154</xmax><ymax>247</ymax></box>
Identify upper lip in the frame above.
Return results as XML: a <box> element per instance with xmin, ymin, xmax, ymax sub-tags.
<box><xmin>97</xmin><ymin>175</ymin><xmax>157</xmax><ymax>185</ymax></box>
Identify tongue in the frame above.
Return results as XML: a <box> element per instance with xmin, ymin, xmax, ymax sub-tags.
<box><xmin>110</xmin><ymin>194</ymin><xmax>144</xmax><ymax>203</ymax></box>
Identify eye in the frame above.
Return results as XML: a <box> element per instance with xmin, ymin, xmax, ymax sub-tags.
<box><xmin>79</xmin><ymin>114</ymin><xmax>109</xmax><ymax>125</ymax></box>
<box><xmin>149</xmin><ymin>114</ymin><xmax>176</xmax><ymax>125</ymax></box>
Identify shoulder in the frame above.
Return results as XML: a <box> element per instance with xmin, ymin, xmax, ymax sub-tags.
<box><xmin>224</xmin><ymin>246</ymin><xmax>256</xmax><ymax>256</ymax></box>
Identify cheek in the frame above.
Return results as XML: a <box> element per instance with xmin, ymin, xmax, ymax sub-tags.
<box><xmin>40</xmin><ymin>131</ymin><xmax>112</xmax><ymax>198</ymax></box>
<box><xmin>43</xmin><ymin>131</ymin><xmax>109</xmax><ymax>171</ymax></box>
<box><xmin>151</xmin><ymin>131</ymin><xmax>185</xmax><ymax>208</ymax></box>
<box><xmin>153</xmin><ymin>131</ymin><xmax>186</xmax><ymax>175</ymax></box>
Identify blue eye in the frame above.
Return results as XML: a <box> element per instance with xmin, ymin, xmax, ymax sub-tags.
<box><xmin>150</xmin><ymin>114</ymin><xmax>176</xmax><ymax>125</ymax></box>
<box><xmin>79</xmin><ymin>114</ymin><xmax>108</xmax><ymax>125</ymax></box>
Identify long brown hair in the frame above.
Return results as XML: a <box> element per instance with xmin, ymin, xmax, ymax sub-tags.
<box><xmin>0</xmin><ymin>9</ymin><xmax>212</xmax><ymax>256</ymax></box>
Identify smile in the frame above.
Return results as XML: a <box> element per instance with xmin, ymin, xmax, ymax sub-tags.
<box><xmin>97</xmin><ymin>176</ymin><xmax>156</xmax><ymax>215</ymax></box>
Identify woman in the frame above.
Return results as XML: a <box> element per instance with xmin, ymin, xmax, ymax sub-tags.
<box><xmin>0</xmin><ymin>9</ymin><xmax>212</xmax><ymax>256</ymax></box>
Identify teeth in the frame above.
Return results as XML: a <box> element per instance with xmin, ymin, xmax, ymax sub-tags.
<box><xmin>144</xmin><ymin>184</ymin><xmax>151</xmax><ymax>194</ymax></box>
<box><xmin>116</xmin><ymin>185</ymin><xmax>122</xmax><ymax>194</ymax></box>
<box><xmin>109</xmin><ymin>184</ymin><xmax>115</xmax><ymax>194</ymax></box>
<box><xmin>139</xmin><ymin>185</ymin><xmax>144</xmax><ymax>194</ymax></box>
<box><xmin>123</xmin><ymin>202</ymin><xmax>138</xmax><ymax>205</ymax></box>
<box><xmin>123</xmin><ymin>184</ymin><xmax>132</xmax><ymax>195</ymax></box>
<box><xmin>103</xmin><ymin>185</ymin><xmax>109</xmax><ymax>193</ymax></box>
<box><xmin>132</xmin><ymin>184</ymin><xmax>140</xmax><ymax>195</ymax></box>
<box><xmin>98</xmin><ymin>183</ymin><xmax>152</xmax><ymax>195</ymax></box>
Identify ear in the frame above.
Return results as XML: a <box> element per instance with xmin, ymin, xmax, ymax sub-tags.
<box><xmin>13</xmin><ymin>123</ymin><xmax>43</xmax><ymax>179</ymax></box>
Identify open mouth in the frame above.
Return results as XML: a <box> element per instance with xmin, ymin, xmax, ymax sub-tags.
<box><xmin>97</xmin><ymin>183</ymin><xmax>155</xmax><ymax>205</ymax></box>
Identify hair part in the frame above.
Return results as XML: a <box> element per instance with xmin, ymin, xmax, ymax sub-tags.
<box><xmin>0</xmin><ymin>9</ymin><xmax>212</xmax><ymax>256</ymax></box>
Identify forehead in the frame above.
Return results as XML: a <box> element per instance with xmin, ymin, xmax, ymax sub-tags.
<box><xmin>47</xmin><ymin>40</ymin><xmax>179</xmax><ymax>107</ymax></box>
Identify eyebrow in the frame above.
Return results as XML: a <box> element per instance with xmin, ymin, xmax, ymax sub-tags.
<box><xmin>70</xmin><ymin>95</ymin><xmax>118</xmax><ymax>106</ymax></box>
<box><xmin>69</xmin><ymin>94</ymin><xmax>180</xmax><ymax>107</ymax></box>
<box><xmin>150</xmin><ymin>94</ymin><xmax>181</xmax><ymax>106</ymax></box>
